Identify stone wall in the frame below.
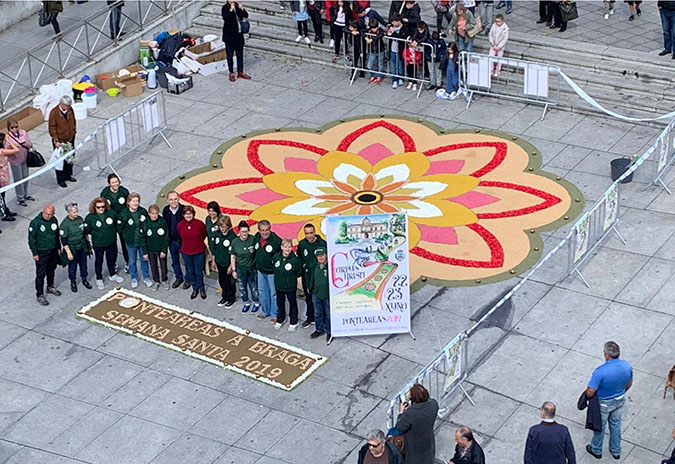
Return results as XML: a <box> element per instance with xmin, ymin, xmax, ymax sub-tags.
<box><xmin>0</xmin><ymin>1</ymin><xmax>41</xmax><ymax>33</ymax></box>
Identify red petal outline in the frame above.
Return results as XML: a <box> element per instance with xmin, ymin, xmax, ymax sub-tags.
<box><xmin>424</xmin><ymin>142</ymin><xmax>508</xmax><ymax>178</ymax></box>
<box><xmin>476</xmin><ymin>181</ymin><xmax>562</xmax><ymax>219</ymax></box>
<box><xmin>180</xmin><ymin>177</ymin><xmax>263</xmax><ymax>216</ymax></box>
<box><xmin>337</xmin><ymin>120</ymin><xmax>416</xmax><ymax>153</ymax></box>
<box><xmin>247</xmin><ymin>140</ymin><xmax>329</xmax><ymax>175</ymax></box>
<box><xmin>411</xmin><ymin>223</ymin><xmax>504</xmax><ymax>268</ymax></box>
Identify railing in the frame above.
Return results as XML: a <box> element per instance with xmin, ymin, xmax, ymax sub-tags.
<box><xmin>0</xmin><ymin>0</ymin><xmax>186</xmax><ymax>115</ymax></box>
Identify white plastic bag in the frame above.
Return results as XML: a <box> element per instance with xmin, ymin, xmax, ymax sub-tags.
<box><xmin>48</xmin><ymin>147</ymin><xmax>64</xmax><ymax>171</ymax></box>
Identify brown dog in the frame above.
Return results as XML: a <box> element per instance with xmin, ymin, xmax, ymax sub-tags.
<box><xmin>665</xmin><ymin>364</ymin><xmax>675</xmax><ymax>400</ymax></box>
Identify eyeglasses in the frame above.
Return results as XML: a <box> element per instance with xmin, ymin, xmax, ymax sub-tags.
<box><xmin>9</xmin><ymin>126</ymin><xmax>18</xmax><ymax>129</ymax></box>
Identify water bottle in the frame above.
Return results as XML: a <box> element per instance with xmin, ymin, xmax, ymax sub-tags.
<box><xmin>147</xmin><ymin>66</ymin><xmax>158</xmax><ymax>89</ymax></box>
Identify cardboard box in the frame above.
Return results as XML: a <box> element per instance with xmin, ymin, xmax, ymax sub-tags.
<box><xmin>184</xmin><ymin>40</ymin><xmax>226</xmax><ymax>65</ymax></box>
<box><xmin>198</xmin><ymin>59</ymin><xmax>228</xmax><ymax>76</ymax></box>
<box><xmin>168</xmin><ymin>29</ymin><xmax>181</xmax><ymax>36</ymax></box>
<box><xmin>0</xmin><ymin>107</ymin><xmax>44</xmax><ymax>132</ymax></box>
<box><xmin>115</xmin><ymin>74</ymin><xmax>143</xmax><ymax>97</ymax></box>
<box><xmin>95</xmin><ymin>64</ymin><xmax>144</xmax><ymax>91</ymax></box>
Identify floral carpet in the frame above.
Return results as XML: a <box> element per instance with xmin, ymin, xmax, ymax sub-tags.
<box><xmin>161</xmin><ymin>116</ymin><xmax>584</xmax><ymax>287</ymax></box>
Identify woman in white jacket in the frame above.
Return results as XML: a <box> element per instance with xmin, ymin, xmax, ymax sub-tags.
<box><xmin>488</xmin><ymin>13</ymin><xmax>508</xmax><ymax>77</ymax></box>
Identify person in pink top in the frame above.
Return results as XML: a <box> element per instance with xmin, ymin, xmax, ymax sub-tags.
<box><xmin>0</xmin><ymin>131</ymin><xmax>20</xmax><ymax>223</ymax></box>
<box><xmin>4</xmin><ymin>117</ymin><xmax>35</xmax><ymax>207</ymax></box>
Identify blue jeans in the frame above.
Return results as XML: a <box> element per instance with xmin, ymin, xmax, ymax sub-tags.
<box><xmin>313</xmin><ymin>295</ymin><xmax>330</xmax><ymax>334</ymax></box>
<box><xmin>661</xmin><ymin>8</ymin><xmax>675</xmax><ymax>52</ymax></box>
<box><xmin>257</xmin><ymin>271</ymin><xmax>278</xmax><ymax>317</ymax></box>
<box><xmin>389</xmin><ymin>51</ymin><xmax>404</xmax><ymax>83</ymax></box>
<box><xmin>168</xmin><ymin>239</ymin><xmax>183</xmax><ymax>281</ymax></box>
<box><xmin>590</xmin><ymin>396</ymin><xmax>625</xmax><ymax>456</ymax></box>
<box><xmin>457</xmin><ymin>35</ymin><xmax>473</xmax><ymax>53</ymax></box>
<box><xmin>67</xmin><ymin>248</ymin><xmax>88</xmax><ymax>283</ymax></box>
<box><xmin>127</xmin><ymin>245</ymin><xmax>150</xmax><ymax>281</ymax></box>
<box><xmin>182</xmin><ymin>252</ymin><xmax>205</xmax><ymax>291</ymax></box>
<box><xmin>446</xmin><ymin>60</ymin><xmax>459</xmax><ymax>94</ymax></box>
<box><xmin>367</xmin><ymin>51</ymin><xmax>385</xmax><ymax>79</ymax></box>
<box><xmin>237</xmin><ymin>268</ymin><xmax>259</xmax><ymax>305</ymax></box>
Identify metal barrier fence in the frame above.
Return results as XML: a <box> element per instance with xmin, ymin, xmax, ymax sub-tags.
<box><xmin>652</xmin><ymin>119</ymin><xmax>675</xmax><ymax>194</ymax></box>
<box><xmin>343</xmin><ymin>34</ymin><xmax>433</xmax><ymax>98</ymax></box>
<box><xmin>93</xmin><ymin>91</ymin><xmax>171</xmax><ymax>175</ymax></box>
<box><xmin>0</xmin><ymin>0</ymin><xmax>185</xmax><ymax>115</ymax></box>
<box><xmin>385</xmin><ymin>117</ymin><xmax>675</xmax><ymax>429</ymax></box>
<box><xmin>458</xmin><ymin>51</ymin><xmax>562</xmax><ymax>120</ymax></box>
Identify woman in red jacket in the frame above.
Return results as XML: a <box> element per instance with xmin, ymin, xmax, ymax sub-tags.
<box><xmin>176</xmin><ymin>205</ymin><xmax>207</xmax><ymax>300</ymax></box>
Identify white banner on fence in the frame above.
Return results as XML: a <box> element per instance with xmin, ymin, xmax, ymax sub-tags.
<box><xmin>603</xmin><ymin>183</ymin><xmax>618</xmax><ymax>232</ymax></box>
<box><xmin>326</xmin><ymin>213</ymin><xmax>411</xmax><ymax>337</ymax></box>
<box><xmin>142</xmin><ymin>97</ymin><xmax>160</xmax><ymax>133</ymax></box>
<box><xmin>105</xmin><ymin>116</ymin><xmax>126</xmax><ymax>155</ymax></box>
<box><xmin>443</xmin><ymin>333</ymin><xmax>464</xmax><ymax>392</ymax></box>
<box><xmin>573</xmin><ymin>215</ymin><xmax>590</xmax><ymax>264</ymax></box>
<box><xmin>524</xmin><ymin>63</ymin><xmax>549</xmax><ymax>98</ymax></box>
<box><xmin>657</xmin><ymin>135</ymin><xmax>668</xmax><ymax>174</ymax></box>
<box><xmin>467</xmin><ymin>55</ymin><xmax>491</xmax><ymax>89</ymax></box>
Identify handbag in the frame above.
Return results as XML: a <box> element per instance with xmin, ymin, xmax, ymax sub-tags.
<box><xmin>7</xmin><ymin>132</ymin><xmax>45</xmax><ymax>168</ymax></box>
<box><xmin>560</xmin><ymin>2</ymin><xmax>578</xmax><ymax>22</ymax></box>
<box><xmin>38</xmin><ymin>8</ymin><xmax>50</xmax><ymax>27</ymax></box>
<box><xmin>467</xmin><ymin>16</ymin><xmax>483</xmax><ymax>38</ymax></box>
<box><xmin>386</xmin><ymin>435</ymin><xmax>405</xmax><ymax>456</ymax></box>
<box><xmin>239</xmin><ymin>17</ymin><xmax>250</xmax><ymax>34</ymax></box>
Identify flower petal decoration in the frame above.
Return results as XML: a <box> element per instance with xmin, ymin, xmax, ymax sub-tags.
<box><xmin>162</xmin><ymin>116</ymin><xmax>584</xmax><ymax>287</ymax></box>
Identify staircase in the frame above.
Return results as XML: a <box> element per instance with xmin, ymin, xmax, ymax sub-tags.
<box><xmin>185</xmin><ymin>1</ymin><xmax>675</xmax><ymax>122</ymax></box>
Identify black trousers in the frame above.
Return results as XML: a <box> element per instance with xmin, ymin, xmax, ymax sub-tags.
<box><xmin>225</xmin><ymin>43</ymin><xmax>244</xmax><ymax>73</ymax></box>
<box><xmin>35</xmin><ymin>248</ymin><xmax>59</xmax><ymax>297</ymax></box>
<box><xmin>67</xmin><ymin>248</ymin><xmax>88</xmax><ymax>283</ymax></box>
<box><xmin>53</xmin><ymin>138</ymin><xmax>74</xmax><ymax>184</ymax></box>
<box><xmin>333</xmin><ymin>25</ymin><xmax>348</xmax><ymax>55</ymax></box>
<box><xmin>112</xmin><ymin>232</ymin><xmax>128</xmax><ymax>265</ymax></box>
<box><xmin>216</xmin><ymin>262</ymin><xmax>236</xmax><ymax>303</ymax></box>
<box><xmin>308</xmin><ymin>8</ymin><xmax>323</xmax><ymax>39</ymax></box>
<box><xmin>297</xmin><ymin>20</ymin><xmax>308</xmax><ymax>36</ymax></box>
<box><xmin>551</xmin><ymin>2</ymin><xmax>567</xmax><ymax>27</ymax></box>
<box><xmin>94</xmin><ymin>244</ymin><xmax>116</xmax><ymax>280</ymax></box>
<box><xmin>436</xmin><ymin>10</ymin><xmax>452</xmax><ymax>32</ymax></box>
<box><xmin>302</xmin><ymin>274</ymin><xmax>314</xmax><ymax>322</ymax></box>
<box><xmin>539</xmin><ymin>1</ymin><xmax>551</xmax><ymax>21</ymax></box>
<box><xmin>147</xmin><ymin>252</ymin><xmax>168</xmax><ymax>283</ymax></box>
<box><xmin>276</xmin><ymin>290</ymin><xmax>298</xmax><ymax>325</ymax></box>
<box><xmin>48</xmin><ymin>11</ymin><xmax>60</xmax><ymax>34</ymax></box>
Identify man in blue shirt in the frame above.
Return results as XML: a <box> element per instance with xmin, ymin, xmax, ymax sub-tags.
<box><xmin>585</xmin><ymin>341</ymin><xmax>633</xmax><ymax>460</ymax></box>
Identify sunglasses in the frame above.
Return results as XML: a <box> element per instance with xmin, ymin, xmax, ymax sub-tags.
<box><xmin>95</xmin><ymin>205</ymin><xmax>106</xmax><ymax>209</ymax></box>
<box><xmin>9</xmin><ymin>125</ymin><xmax>18</xmax><ymax>129</ymax></box>
<box><xmin>368</xmin><ymin>443</ymin><xmax>382</xmax><ymax>448</ymax></box>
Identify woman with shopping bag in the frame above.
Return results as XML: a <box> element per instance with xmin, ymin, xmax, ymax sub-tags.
<box><xmin>0</xmin><ymin>133</ymin><xmax>20</xmax><ymax>222</ymax></box>
<box><xmin>4</xmin><ymin>117</ymin><xmax>37</xmax><ymax>207</ymax></box>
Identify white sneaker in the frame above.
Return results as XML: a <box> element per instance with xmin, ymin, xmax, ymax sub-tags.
<box><xmin>144</xmin><ymin>279</ymin><xmax>153</xmax><ymax>288</ymax></box>
<box><xmin>329</xmin><ymin>39</ymin><xmax>335</xmax><ymax>48</ymax></box>
<box><xmin>304</xmin><ymin>36</ymin><xmax>311</xmax><ymax>44</ymax></box>
<box><xmin>274</xmin><ymin>321</ymin><xmax>285</xmax><ymax>330</ymax></box>
<box><xmin>412</xmin><ymin>83</ymin><xmax>417</xmax><ymax>91</ymax></box>
<box><xmin>288</xmin><ymin>323</ymin><xmax>298</xmax><ymax>332</ymax></box>
<box><xmin>131</xmin><ymin>279</ymin><xmax>138</xmax><ymax>289</ymax></box>
<box><xmin>406</xmin><ymin>82</ymin><xmax>413</xmax><ymax>90</ymax></box>
<box><xmin>604</xmin><ymin>13</ymin><xmax>609</xmax><ymax>19</ymax></box>
<box><xmin>610</xmin><ymin>8</ymin><xmax>614</xmax><ymax>14</ymax></box>
<box><xmin>153</xmin><ymin>282</ymin><xmax>160</xmax><ymax>292</ymax></box>
<box><xmin>96</xmin><ymin>279</ymin><xmax>105</xmax><ymax>290</ymax></box>
<box><xmin>163</xmin><ymin>281</ymin><xmax>170</xmax><ymax>290</ymax></box>
<box><xmin>295</xmin><ymin>35</ymin><xmax>303</xmax><ymax>42</ymax></box>
<box><xmin>449</xmin><ymin>91</ymin><xmax>457</xmax><ymax>100</ymax></box>
<box><xmin>124</xmin><ymin>264</ymin><xmax>129</xmax><ymax>274</ymax></box>
<box><xmin>109</xmin><ymin>274</ymin><xmax>124</xmax><ymax>283</ymax></box>
<box><xmin>392</xmin><ymin>81</ymin><xmax>398</xmax><ymax>89</ymax></box>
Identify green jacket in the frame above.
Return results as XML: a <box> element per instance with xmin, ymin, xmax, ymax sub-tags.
<box><xmin>210</xmin><ymin>228</ymin><xmax>237</xmax><ymax>267</ymax></box>
<box><xmin>297</xmin><ymin>235</ymin><xmax>327</xmax><ymax>276</ymax></box>
<box><xmin>205</xmin><ymin>215</ymin><xmax>221</xmax><ymax>245</ymax></box>
<box><xmin>84</xmin><ymin>210</ymin><xmax>117</xmax><ymax>247</ymax></box>
<box><xmin>100</xmin><ymin>185</ymin><xmax>130</xmax><ymax>214</ymax></box>
<box><xmin>28</xmin><ymin>213</ymin><xmax>61</xmax><ymax>255</ymax></box>
<box><xmin>60</xmin><ymin>215</ymin><xmax>87</xmax><ymax>251</ymax></box>
<box><xmin>141</xmin><ymin>217</ymin><xmax>170</xmax><ymax>254</ymax></box>
<box><xmin>116</xmin><ymin>207</ymin><xmax>149</xmax><ymax>247</ymax></box>
<box><xmin>309</xmin><ymin>262</ymin><xmax>329</xmax><ymax>300</ymax></box>
<box><xmin>273</xmin><ymin>251</ymin><xmax>303</xmax><ymax>292</ymax></box>
<box><xmin>229</xmin><ymin>234</ymin><xmax>257</xmax><ymax>270</ymax></box>
<box><xmin>253</xmin><ymin>231</ymin><xmax>282</xmax><ymax>274</ymax></box>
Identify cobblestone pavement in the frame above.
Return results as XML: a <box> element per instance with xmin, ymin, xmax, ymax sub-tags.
<box><xmin>0</xmin><ymin>23</ymin><xmax>673</xmax><ymax>464</ymax></box>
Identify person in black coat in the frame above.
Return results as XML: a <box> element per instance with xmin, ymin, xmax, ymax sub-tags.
<box><xmin>162</xmin><ymin>191</ymin><xmax>185</xmax><ymax>288</ymax></box>
<box><xmin>394</xmin><ymin>383</ymin><xmax>439</xmax><ymax>464</ymax></box>
<box><xmin>357</xmin><ymin>430</ymin><xmax>404</xmax><ymax>464</ymax></box>
<box><xmin>524</xmin><ymin>402</ymin><xmax>576</xmax><ymax>464</ymax></box>
<box><xmin>448</xmin><ymin>426</ymin><xmax>486</xmax><ymax>464</ymax></box>
<box><xmin>400</xmin><ymin>0</ymin><xmax>421</xmax><ymax>37</ymax></box>
<box><xmin>221</xmin><ymin>0</ymin><xmax>251</xmax><ymax>82</ymax></box>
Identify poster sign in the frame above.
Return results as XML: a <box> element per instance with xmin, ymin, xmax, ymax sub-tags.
<box><xmin>524</xmin><ymin>63</ymin><xmax>549</xmax><ymax>98</ymax></box>
<box><xmin>573</xmin><ymin>215</ymin><xmax>590</xmax><ymax>264</ymax></box>
<box><xmin>658</xmin><ymin>135</ymin><xmax>668</xmax><ymax>174</ymax></box>
<box><xmin>326</xmin><ymin>213</ymin><xmax>411</xmax><ymax>337</ymax></box>
<box><xmin>78</xmin><ymin>290</ymin><xmax>326</xmax><ymax>390</ymax></box>
<box><xmin>602</xmin><ymin>184</ymin><xmax>618</xmax><ymax>232</ymax></box>
<box><xmin>443</xmin><ymin>334</ymin><xmax>464</xmax><ymax>392</ymax></box>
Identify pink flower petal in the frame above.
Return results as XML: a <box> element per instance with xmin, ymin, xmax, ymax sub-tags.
<box><xmin>358</xmin><ymin>143</ymin><xmax>393</xmax><ymax>165</ymax></box>
<box><xmin>271</xmin><ymin>221</ymin><xmax>307</xmax><ymax>240</ymax></box>
<box><xmin>427</xmin><ymin>160</ymin><xmax>465</xmax><ymax>175</ymax></box>
<box><xmin>419</xmin><ymin>225</ymin><xmax>458</xmax><ymax>245</ymax></box>
<box><xmin>284</xmin><ymin>157</ymin><xmax>319</xmax><ymax>174</ymax></box>
<box><xmin>449</xmin><ymin>191</ymin><xmax>500</xmax><ymax>209</ymax></box>
<box><xmin>237</xmin><ymin>188</ymin><xmax>287</xmax><ymax>206</ymax></box>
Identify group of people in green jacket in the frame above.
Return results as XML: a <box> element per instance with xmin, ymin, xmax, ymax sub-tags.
<box><xmin>28</xmin><ymin>175</ymin><xmax>332</xmax><ymax>341</ymax></box>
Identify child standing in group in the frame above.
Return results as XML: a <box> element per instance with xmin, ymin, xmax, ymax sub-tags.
<box><xmin>437</xmin><ymin>42</ymin><xmax>460</xmax><ymax>100</ymax></box>
<box><xmin>387</xmin><ymin>13</ymin><xmax>405</xmax><ymax>89</ymax></box>
<box><xmin>308</xmin><ymin>248</ymin><xmax>330</xmax><ymax>342</ymax></box>
<box><xmin>142</xmin><ymin>204</ymin><xmax>170</xmax><ymax>291</ymax></box>
<box><xmin>273</xmin><ymin>238</ymin><xmax>303</xmax><ymax>332</ymax></box>
<box><xmin>347</xmin><ymin>20</ymin><xmax>365</xmax><ymax>78</ymax></box>
<box><xmin>426</xmin><ymin>30</ymin><xmax>447</xmax><ymax>90</ymax></box>
<box><xmin>403</xmin><ymin>43</ymin><xmax>422</xmax><ymax>91</ymax></box>
<box><xmin>291</xmin><ymin>0</ymin><xmax>312</xmax><ymax>44</ymax></box>
<box><xmin>329</xmin><ymin>0</ymin><xmax>352</xmax><ymax>62</ymax></box>
<box><xmin>488</xmin><ymin>13</ymin><xmax>508</xmax><ymax>77</ymax></box>
<box><xmin>365</xmin><ymin>18</ymin><xmax>384</xmax><ymax>84</ymax></box>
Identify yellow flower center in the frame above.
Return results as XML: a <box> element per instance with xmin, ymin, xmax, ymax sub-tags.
<box><xmin>352</xmin><ymin>190</ymin><xmax>383</xmax><ymax>205</ymax></box>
